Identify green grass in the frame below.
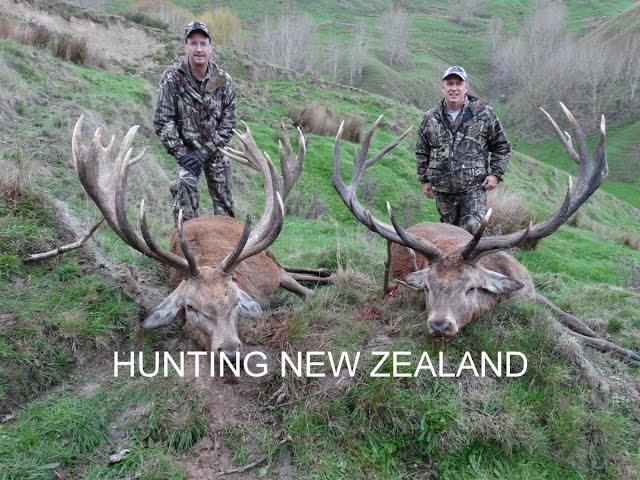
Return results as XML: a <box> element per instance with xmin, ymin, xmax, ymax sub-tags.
<box><xmin>0</xmin><ymin>192</ymin><xmax>139</xmax><ymax>408</ymax></box>
<box><xmin>517</xmin><ymin>118</ymin><xmax>640</xmax><ymax>209</ymax></box>
<box><xmin>2</xmin><ymin>5</ymin><xmax>640</xmax><ymax>479</ymax></box>
<box><xmin>0</xmin><ymin>378</ymin><xmax>203</xmax><ymax>479</ymax></box>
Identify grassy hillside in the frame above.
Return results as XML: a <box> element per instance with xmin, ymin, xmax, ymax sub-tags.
<box><xmin>1</xmin><ymin>1</ymin><xmax>639</xmax><ymax>478</ymax></box>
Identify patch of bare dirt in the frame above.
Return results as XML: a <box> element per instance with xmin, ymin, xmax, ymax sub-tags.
<box><xmin>0</xmin><ymin>0</ymin><xmax>167</xmax><ymax>71</ymax></box>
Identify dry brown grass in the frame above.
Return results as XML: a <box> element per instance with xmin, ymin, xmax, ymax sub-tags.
<box><xmin>0</xmin><ymin>16</ymin><xmax>15</xmax><ymax>39</ymax></box>
<box><xmin>199</xmin><ymin>7</ymin><xmax>243</xmax><ymax>50</ymax></box>
<box><xmin>486</xmin><ymin>187</ymin><xmax>538</xmax><ymax>249</ymax></box>
<box><xmin>69</xmin><ymin>37</ymin><xmax>88</xmax><ymax>65</ymax></box>
<box><xmin>126</xmin><ymin>0</ymin><xmax>189</xmax><ymax>33</ymax></box>
<box><xmin>569</xmin><ymin>211</ymin><xmax>640</xmax><ymax>250</ymax></box>
<box><xmin>29</xmin><ymin>25</ymin><xmax>52</xmax><ymax>49</ymax></box>
<box><xmin>286</xmin><ymin>190</ymin><xmax>330</xmax><ymax>219</ymax></box>
<box><xmin>52</xmin><ymin>34</ymin><xmax>70</xmax><ymax>61</ymax></box>
<box><xmin>287</xmin><ymin>103</ymin><xmax>363</xmax><ymax>143</ymax></box>
<box><xmin>0</xmin><ymin>154</ymin><xmax>34</xmax><ymax>209</ymax></box>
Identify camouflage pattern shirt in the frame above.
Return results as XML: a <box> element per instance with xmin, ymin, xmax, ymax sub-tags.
<box><xmin>154</xmin><ymin>55</ymin><xmax>236</xmax><ymax>159</ymax></box>
<box><xmin>416</xmin><ymin>95</ymin><xmax>510</xmax><ymax>193</ymax></box>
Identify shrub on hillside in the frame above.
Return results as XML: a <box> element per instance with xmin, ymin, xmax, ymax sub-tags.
<box><xmin>287</xmin><ymin>103</ymin><xmax>363</xmax><ymax>143</ymax></box>
<box><xmin>199</xmin><ymin>7</ymin><xmax>243</xmax><ymax>50</ymax></box>
<box><xmin>125</xmin><ymin>0</ymin><xmax>189</xmax><ymax>33</ymax></box>
<box><xmin>0</xmin><ymin>16</ymin><xmax>13</xmax><ymax>39</ymax></box>
<box><xmin>570</xmin><ymin>211</ymin><xmax>640</xmax><ymax>250</ymax></box>
<box><xmin>123</xmin><ymin>11</ymin><xmax>169</xmax><ymax>31</ymax></box>
<box><xmin>286</xmin><ymin>190</ymin><xmax>330</xmax><ymax>219</ymax></box>
<box><xmin>29</xmin><ymin>25</ymin><xmax>51</xmax><ymax>49</ymax></box>
<box><xmin>486</xmin><ymin>187</ymin><xmax>538</xmax><ymax>249</ymax></box>
<box><xmin>53</xmin><ymin>34</ymin><xmax>70</xmax><ymax>61</ymax></box>
<box><xmin>69</xmin><ymin>37</ymin><xmax>88</xmax><ymax>65</ymax></box>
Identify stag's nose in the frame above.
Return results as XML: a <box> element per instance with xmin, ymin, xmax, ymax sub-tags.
<box><xmin>427</xmin><ymin>317</ymin><xmax>457</xmax><ymax>338</ymax></box>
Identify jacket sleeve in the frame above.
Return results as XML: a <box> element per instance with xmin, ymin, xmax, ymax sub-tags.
<box><xmin>153</xmin><ymin>73</ymin><xmax>189</xmax><ymax>159</ymax></box>
<box><xmin>416</xmin><ymin>115</ymin><xmax>431</xmax><ymax>183</ymax></box>
<box><xmin>487</xmin><ymin>108</ymin><xmax>510</xmax><ymax>180</ymax></box>
<box><xmin>203</xmin><ymin>74</ymin><xmax>237</xmax><ymax>152</ymax></box>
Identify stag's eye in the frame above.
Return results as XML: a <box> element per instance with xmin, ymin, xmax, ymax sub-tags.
<box><xmin>466</xmin><ymin>287</ymin><xmax>477</xmax><ymax>295</ymax></box>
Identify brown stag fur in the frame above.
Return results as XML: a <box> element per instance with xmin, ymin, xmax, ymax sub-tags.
<box><xmin>169</xmin><ymin>215</ymin><xmax>280</xmax><ymax>307</ymax></box>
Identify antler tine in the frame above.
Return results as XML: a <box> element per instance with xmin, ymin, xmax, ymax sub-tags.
<box><xmin>468</xmin><ymin>104</ymin><xmax>607</xmax><ymax>258</ymax></box>
<box><xmin>333</xmin><ymin>117</ymin><xmax>443</xmax><ymax>262</ymax></box>
<box><xmin>559</xmin><ymin>102</ymin><xmax>589</xmax><ymax>164</ymax></box>
<box><xmin>540</xmin><ymin>107</ymin><xmax>580</xmax><ymax>164</ymax></box>
<box><xmin>177</xmin><ymin>209</ymin><xmax>199</xmax><ymax>277</ymax></box>
<box><xmin>138</xmin><ymin>200</ymin><xmax>194</xmax><ymax>273</ymax></box>
<box><xmin>73</xmin><ymin>116</ymin><xmax>192</xmax><ymax>275</ymax></box>
<box><xmin>386</xmin><ymin>202</ymin><xmax>443</xmax><ymax>262</ymax></box>
<box><xmin>356</xmin><ymin>115</ymin><xmax>383</xmax><ymax>167</ymax></box>
<box><xmin>458</xmin><ymin>208</ymin><xmax>492</xmax><ymax>260</ymax></box>
<box><xmin>219</xmin><ymin>216</ymin><xmax>252</xmax><ymax>275</ymax></box>
<box><xmin>277</xmin><ymin>122</ymin><xmax>305</xmax><ymax>200</ymax></box>
<box><xmin>219</xmin><ymin>124</ymin><xmax>287</xmax><ymax>271</ymax></box>
<box><xmin>364</xmin><ymin>126</ymin><xmax>413</xmax><ymax>169</ymax></box>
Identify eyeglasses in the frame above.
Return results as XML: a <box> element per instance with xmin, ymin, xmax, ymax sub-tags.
<box><xmin>187</xmin><ymin>41</ymin><xmax>211</xmax><ymax>48</ymax></box>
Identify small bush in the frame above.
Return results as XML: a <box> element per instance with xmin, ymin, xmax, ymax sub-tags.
<box><xmin>0</xmin><ymin>16</ymin><xmax>15</xmax><ymax>39</ymax></box>
<box><xmin>123</xmin><ymin>11</ymin><xmax>169</xmax><ymax>31</ymax></box>
<box><xmin>199</xmin><ymin>7</ymin><xmax>243</xmax><ymax>50</ymax></box>
<box><xmin>53</xmin><ymin>34</ymin><xmax>70</xmax><ymax>60</ymax></box>
<box><xmin>126</xmin><ymin>0</ymin><xmax>189</xmax><ymax>33</ymax></box>
<box><xmin>342</xmin><ymin>113</ymin><xmax>364</xmax><ymax>143</ymax></box>
<box><xmin>486</xmin><ymin>187</ymin><xmax>538</xmax><ymax>248</ymax></box>
<box><xmin>287</xmin><ymin>103</ymin><xmax>363</xmax><ymax>143</ymax></box>
<box><xmin>570</xmin><ymin>211</ymin><xmax>640</xmax><ymax>251</ymax></box>
<box><xmin>286</xmin><ymin>190</ymin><xmax>330</xmax><ymax>219</ymax></box>
<box><xmin>29</xmin><ymin>25</ymin><xmax>51</xmax><ymax>49</ymax></box>
<box><xmin>68</xmin><ymin>37</ymin><xmax>88</xmax><ymax>65</ymax></box>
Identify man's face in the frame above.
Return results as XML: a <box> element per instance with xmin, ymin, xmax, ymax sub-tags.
<box><xmin>441</xmin><ymin>76</ymin><xmax>468</xmax><ymax>108</ymax></box>
<box><xmin>184</xmin><ymin>32</ymin><xmax>212</xmax><ymax>67</ymax></box>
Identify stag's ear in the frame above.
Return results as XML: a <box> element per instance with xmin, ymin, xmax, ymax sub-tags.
<box><xmin>142</xmin><ymin>288</ymin><xmax>184</xmax><ymax>329</ymax></box>
<box><xmin>479</xmin><ymin>267</ymin><xmax>524</xmax><ymax>294</ymax></box>
<box><xmin>236</xmin><ymin>287</ymin><xmax>262</xmax><ymax>317</ymax></box>
<box><xmin>404</xmin><ymin>270</ymin><xmax>428</xmax><ymax>290</ymax></box>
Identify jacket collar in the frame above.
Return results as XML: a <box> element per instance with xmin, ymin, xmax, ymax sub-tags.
<box><xmin>175</xmin><ymin>55</ymin><xmax>226</xmax><ymax>93</ymax></box>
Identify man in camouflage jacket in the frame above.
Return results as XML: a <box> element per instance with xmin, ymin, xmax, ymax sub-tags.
<box><xmin>154</xmin><ymin>21</ymin><xmax>237</xmax><ymax>224</ymax></box>
<box><xmin>416</xmin><ymin>66</ymin><xmax>510</xmax><ymax>233</ymax></box>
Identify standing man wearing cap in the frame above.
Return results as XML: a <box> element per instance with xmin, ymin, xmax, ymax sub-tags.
<box><xmin>154</xmin><ymin>21</ymin><xmax>237</xmax><ymax>224</ymax></box>
<box><xmin>416</xmin><ymin>66</ymin><xmax>510</xmax><ymax>233</ymax></box>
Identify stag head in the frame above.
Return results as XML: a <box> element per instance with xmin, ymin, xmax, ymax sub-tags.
<box><xmin>72</xmin><ymin>117</ymin><xmax>300</xmax><ymax>353</ymax></box>
<box><xmin>404</xmin><ymin>255</ymin><xmax>524</xmax><ymax>337</ymax></box>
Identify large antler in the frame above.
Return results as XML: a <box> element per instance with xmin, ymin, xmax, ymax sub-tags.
<box><xmin>219</xmin><ymin>122</ymin><xmax>286</xmax><ymax>274</ymax></box>
<box><xmin>460</xmin><ymin>103</ymin><xmax>608</xmax><ymax>261</ymax></box>
<box><xmin>333</xmin><ymin>116</ymin><xmax>444</xmax><ymax>263</ymax></box>
<box><xmin>278</xmin><ymin>122</ymin><xmax>306</xmax><ymax>200</ymax></box>
<box><xmin>72</xmin><ymin>115</ymin><xmax>198</xmax><ymax>276</ymax></box>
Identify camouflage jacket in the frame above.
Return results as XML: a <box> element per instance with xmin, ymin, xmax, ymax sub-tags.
<box><xmin>154</xmin><ymin>55</ymin><xmax>236</xmax><ymax>159</ymax></box>
<box><xmin>416</xmin><ymin>95</ymin><xmax>510</xmax><ymax>193</ymax></box>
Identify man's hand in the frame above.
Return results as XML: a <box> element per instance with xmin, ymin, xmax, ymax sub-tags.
<box><xmin>178</xmin><ymin>148</ymin><xmax>209</xmax><ymax>177</ymax></box>
<box><xmin>422</xmin><ymin>182</ymin><xmax>434</xmax><ymax>198</ymax></box>
<box><xmin>482</xmin><ymin>175</ymin><xmax>499</xmax><ymax>191</ymax></box>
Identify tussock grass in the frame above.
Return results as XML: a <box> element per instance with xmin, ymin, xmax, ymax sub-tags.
<box><xmin>0</xmin><ymin>16</ymin><xmax>13</xmax><ymax>39</ymax></box>
<box><xmin>286</xmin><ymin>102</ymin><xmax>363</xmax><ymax>142</ymax></box>
<box><xmin>570</xmin><ymin>210</ymin><xmax>640</xmax><ymax>250</ymax></box>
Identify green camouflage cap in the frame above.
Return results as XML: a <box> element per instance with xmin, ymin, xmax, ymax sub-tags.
<box><xmin>184</xmin><ymin>21</ymin><xmax>211</xmax><ymax>42</ymax></box>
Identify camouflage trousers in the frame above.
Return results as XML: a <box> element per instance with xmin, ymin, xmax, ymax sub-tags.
<box><xmin>170</xmin><ymin>153</ymin><xmax>234</xmax><ymax>226</ymax></box>
<box><xmin>434</xmin><ymin>187</ymin><xmax>487</xmax><ymax>234</ymax></box>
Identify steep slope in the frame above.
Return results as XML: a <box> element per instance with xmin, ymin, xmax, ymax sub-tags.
<box><xmin>0</xmin><ymin>1</ymin><xmax>639</xmax><ymax>479</ymax></box>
